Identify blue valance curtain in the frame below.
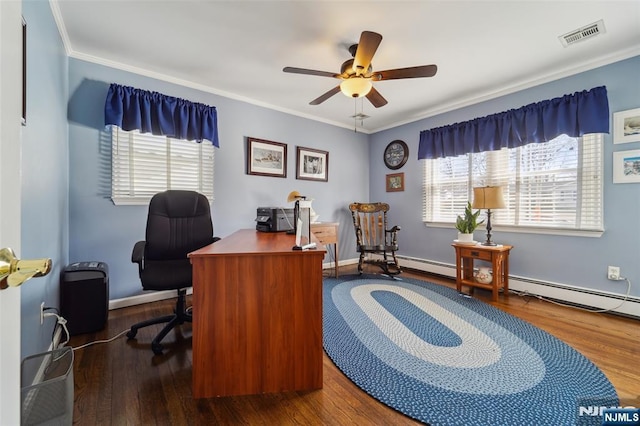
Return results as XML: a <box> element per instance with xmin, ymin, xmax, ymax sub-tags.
<box><xmin>418</xmin><ymin>86</ymin><xmax>609</xmax><ymax>159</ymax></box>
<box><xmin>104</xmin><ymin>83</ymin><xmax>219</xmax><ymax>147</ymax></box>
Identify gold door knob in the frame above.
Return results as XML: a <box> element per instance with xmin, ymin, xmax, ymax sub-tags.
<box><xmin>0</xmin><ymin>248</ymin><xmax>52</xmax><ymax>290</ymax></box>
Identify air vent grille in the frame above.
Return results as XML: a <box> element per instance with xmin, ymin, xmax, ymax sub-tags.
<box><xmin>559</xmin><ymin>20</ymin><xmax>606</xmax><ymax>47</ymax></box>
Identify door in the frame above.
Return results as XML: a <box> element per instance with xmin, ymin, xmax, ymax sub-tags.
<box><xmin>0</xmin><ymin>1</ymin><xmax>24</xmax><ymax>423</ymax></box>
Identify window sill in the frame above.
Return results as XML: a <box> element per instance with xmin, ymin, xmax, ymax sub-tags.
<box><xmin>425</xmin><ymin>222</ymin><xmax>604</xmax><ymax>238</ymax></box>
<box><xmin>111</xmin><ymin>197</ymin><xmax>151</xmax><ymax>206</ymax></box>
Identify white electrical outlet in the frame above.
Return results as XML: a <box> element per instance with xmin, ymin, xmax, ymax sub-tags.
<box><xmin>607</xmin><ymin>266</ymin><xmax>621</xmax><ymax>281</ymax></box>
<box><xmin>40</xmin><ymin>302</ymin><xmax>45</xmax><ymax>325</ymax></box>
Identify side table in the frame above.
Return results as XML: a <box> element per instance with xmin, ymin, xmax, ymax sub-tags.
<box><xmin>452</xmin><ymin>243</ymin><xmax>513</xmax><ymax>302</ymax></box>
<box><xmin>311</xmin><ymin>222</ymin><xmax>339</xmax><ymax>278</ymax></box>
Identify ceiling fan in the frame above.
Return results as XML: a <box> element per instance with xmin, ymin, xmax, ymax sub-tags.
<box><xmin>283</xmin><ymin>30</ymin><xmax>437</xmax><ymax>108</ymax></box>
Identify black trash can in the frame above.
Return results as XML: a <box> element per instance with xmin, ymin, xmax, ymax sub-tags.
<box><xmin>60</xmin><ymin>262</ymin><xmax>109</xmax><ymax>335</ymax></box>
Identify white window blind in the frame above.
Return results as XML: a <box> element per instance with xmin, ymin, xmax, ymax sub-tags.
<box><xmin>111</xmin><ymin>127</ymin><xmax>215</xmax><ymax>205</ymax></box>
<box><xmin>423</xmin><ymin>134</ymin><xmax>603</xmax><ymax>233</ymax></box>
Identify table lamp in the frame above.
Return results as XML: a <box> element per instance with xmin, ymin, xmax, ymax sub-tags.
<box><xmin>472</xmin><ymin>186</ymin><xmax>505</xmax><ymax>246</ymax></box>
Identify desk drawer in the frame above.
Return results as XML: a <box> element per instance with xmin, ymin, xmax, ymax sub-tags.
<box><xmin>311</xmin><ymin>225</ymin><xmax>337</xmax><ymax>244</ymax></box>
<box><xmin>460</xmin><ymin>247</ymin><xmax>492</xmax><ymax>261</ymax></box>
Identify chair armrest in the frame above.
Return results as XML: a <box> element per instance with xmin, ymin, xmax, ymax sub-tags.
<box><xmin>131</xmin><ymin>241</ymin><xmax>146</xmax><ymax>265</ymax></box>
<box><xmin>386</xmin><ymin>226</ymin><xmax>401</xmax><ymax>246</ymax></box>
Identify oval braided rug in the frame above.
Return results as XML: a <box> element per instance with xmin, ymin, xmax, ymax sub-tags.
<box><xmin>323</xmin><ymin>275</ymin><xmax>617</xmax><ymax>426</ymax></box>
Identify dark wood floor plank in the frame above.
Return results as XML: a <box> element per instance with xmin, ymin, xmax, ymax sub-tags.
<box><xmin>68</xmin><ymin>266</ymin><xmax>640</xmax><ymax>424</ymax></box>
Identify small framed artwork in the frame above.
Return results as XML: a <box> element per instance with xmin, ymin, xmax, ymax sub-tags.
<box><xmin>613</xmin><ymin>149</ymin><xmax>640</xmax><ymax>183</ymax></box>
<box><xmin>386</xmin><ymin>172</ymin><xmax>404</xmax><ymax>192</ymax></box>
<box><xmin>613</xmin><ymin>108</ymin><xmax>640</xmax><ymax>144</ymax></box>
<box><xmin>296</xmin><ymin>146</ymin><xmax>328</xmax><ymax>182</ymax></box>
<box><xmin>247</xmin><ymin>137</ymin><xmax>287</xmax><ymax>178</ymax></box>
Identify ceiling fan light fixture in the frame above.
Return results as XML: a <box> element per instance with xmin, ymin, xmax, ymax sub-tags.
<box><xmin>283</xmin><ymin>30</ymin><xmax>436</xmax><ymax>109</ymax></box>
<box><xmin>340</xmin><ymin>77</ymin><xmax>372</xmax><ymax>98</ymax></box>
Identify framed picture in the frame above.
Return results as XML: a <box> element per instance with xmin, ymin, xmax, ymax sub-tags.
<box><xmin>296</xmin><ymin>146</ymin><xmax>328</xmax><ymax>182</ymax></box>
<box><xmin>613</xmin><ymin>108</ymin><xmax>640</xmax><ymax>144</ymax></box>
<box><xmin>247</xmin><ymin>137</ymin><xmax>287</xmax><ymax>178</ymax></box>
<box><xmin>613</xmin><ymin>149</ymin><xmax>640</xmax><ymax>183</ymax></box>
<box><xmin>386</xmin><ymin>172</ymin><xmax>404</xmax><ymax>192</ymax></box>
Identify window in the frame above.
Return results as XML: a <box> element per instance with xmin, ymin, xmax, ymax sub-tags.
<box><xmin>423</xmin><ymin>134</ymin><xmax>603</xmax><ymax>234</ymax></box>
<box><xmin>111</xmin><ymin>127</ymin><xmax>215</xmax><ymax>205</ymax></box>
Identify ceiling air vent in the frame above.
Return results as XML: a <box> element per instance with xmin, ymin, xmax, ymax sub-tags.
<box><xmin>559</xmin><ymin>20</ymin><xmax>606</xmax><ymax>47</ymax></box>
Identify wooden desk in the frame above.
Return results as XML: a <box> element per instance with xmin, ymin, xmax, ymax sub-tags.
<box><xmin>311</xmin><ymin>222</ymin><xmax>339</xmax><ymax>278</ymax></box>
<box><xmin>452</xmin><ymin>243</ymin><xmax>513</xmax><ymax>302</ymax></box>
<box><xmin>189</xmin><ymin>229</ymin><xmax>325</xmax><ymax>398</ymax></box>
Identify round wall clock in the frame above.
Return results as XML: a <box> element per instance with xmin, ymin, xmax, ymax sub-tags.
<box><xmin>383</xmin><ymin>140</ymin><xmax>409</xmax><ymax>170</ymax></box>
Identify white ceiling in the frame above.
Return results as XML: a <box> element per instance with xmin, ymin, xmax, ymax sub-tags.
<box><xmin>51</xmin><ymin>0</ymin><xmax>640</xmax><ymax>133</ymax></box>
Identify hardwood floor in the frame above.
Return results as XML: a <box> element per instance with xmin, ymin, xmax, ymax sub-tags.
<box><xmin>68</xmin><ymin>265</ymin><xmax>640</xmax><ymax>425</ymax></box>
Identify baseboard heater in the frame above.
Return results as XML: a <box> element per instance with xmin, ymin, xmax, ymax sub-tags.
<box><xmin>396</xmin><ymin>254</ymin><xmax>640</xmax><ymax>320</ymax></box>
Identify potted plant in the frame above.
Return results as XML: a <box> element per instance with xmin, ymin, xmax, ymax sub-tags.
<box><xmin>455</xmin><ymin>202</ymin><xmax>484</xmax><ymax>243</ymax></box>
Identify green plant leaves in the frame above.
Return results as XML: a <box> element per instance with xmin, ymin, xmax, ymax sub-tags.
<box><xmin>455</xmin><ymin>202</ymin><xmax>484</xmax><ymax>233</ymax></box>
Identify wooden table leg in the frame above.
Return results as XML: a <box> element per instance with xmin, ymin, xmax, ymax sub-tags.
<box><xmin>334</xmin><ymin>242</ymin><xmax>339</xmax><ymax>278</ymax></box>
<box><xmin>491</xmin><ymin>256</ymin><xmax>499</xmax><ymax>302</ymax></box>
<box><xmin>503</xmin><ymin>252</ymin><xmax>509</xmax><ymax>297</ymax></box>
<box><xmin>455</xmin><ymin>249</ymin><xmax>462</xmax><ymax>293</ymax></box>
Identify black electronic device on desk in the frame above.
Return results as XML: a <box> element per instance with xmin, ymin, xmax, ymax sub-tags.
<box><xmin>256</xmin><ymin>207</ymin><xmax>294</xmax><ymax>232</ymax></box>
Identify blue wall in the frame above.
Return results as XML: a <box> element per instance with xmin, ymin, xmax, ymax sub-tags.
<box><xmin>369</xmin><ymin>56</ymin><xmax>640</xmax><ymax>298</ymax></box>
<box><xmin>20</xmin><ymin>0</ymin><xmax>639</xmax><ymax>359</ymax></box>
<box><xmin>20</xmin><ymin>0</ymin><xmax>69</xmax><ymax>358</ymax></box>
<box><xmin>67</xmin><ymin>59</ymin><xmax>369</xmax><ymax>300</ymax></box>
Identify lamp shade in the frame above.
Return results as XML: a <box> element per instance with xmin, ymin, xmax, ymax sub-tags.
<box><xmin>287</xmin><ymin>190</ymin><xmax>304</xmax><ymax>203</ymax></box>
<box><xmin>472</xmin><ymin>186</ymin><xmax>505</xmax><ymax>209</ymax></box>
<box><xmin>340</xmin><ymin>78</ymin><xmax>373</xmax><ymax>98</ymax></box>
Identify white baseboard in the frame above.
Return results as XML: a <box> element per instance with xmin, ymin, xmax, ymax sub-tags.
<box><xmin>106</xmin><ymin>256</ymin><xmax>638</xmax><ymax>320</ymax></box>
<box><xmin>51</xmin><ymin>325</ymin><xmax>63</xmax><ymax>350</ymax></box>
<box><xmin>109</xmin><ymin>288</ymin><xmax>193</xmax><ymax>310</ymax></box>
<box><xmin>397</xmin><ymin>254</ymin><xmax>640</xmax><ymax>319</ymax></box>
<box><xmin>327</xmin><ymin>258</ymin><xmax>358</xmax><ymax>269</ymax></box>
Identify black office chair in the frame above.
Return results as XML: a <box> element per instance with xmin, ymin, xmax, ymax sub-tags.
<box><xmin>127</xmin><ymin>190</ymin><xmax>219</xmax><ymax>355</ymax></box>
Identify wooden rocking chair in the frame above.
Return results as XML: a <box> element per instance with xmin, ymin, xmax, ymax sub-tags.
<box><xmin>349</xmin><ymin>202</ymin><xmax>401</xmax><ymax>276</ymax></box>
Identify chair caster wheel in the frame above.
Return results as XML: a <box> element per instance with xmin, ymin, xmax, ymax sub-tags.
<box><xmin>126</xmin><ymin>329</ymin><xmax>137</xmax><ymax>340</ymax></box>
<box><xmin>152</xmin><ymin>343</ymin><xmax>164</xmax><ymax>355</ymax></box>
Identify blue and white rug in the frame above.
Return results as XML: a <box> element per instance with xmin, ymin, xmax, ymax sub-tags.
<box><xmin>323</xmin><ymin>275</ymin><xmax>618</xmax><ymax>426</ymax></box>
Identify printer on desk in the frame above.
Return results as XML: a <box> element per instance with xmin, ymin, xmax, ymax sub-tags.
<box><xmin>256</xmin><ymin>207</ymin><xmax>294</xmax><ymax>232</ymax></box>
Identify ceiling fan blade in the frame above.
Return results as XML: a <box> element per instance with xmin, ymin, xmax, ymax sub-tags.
<box><xmin>283</xmin><ymin>67</ymin><xmax>339</xmax><ymax>78</ymax></box>
<box><xmin>371</xmin><ymin>65</ymin><xmax>438</xmax><ymax>81</ymax></box>
<box><xmin>309</xmin><ymin>86</ymin><xmax>341</xmax><ymax>105</ymax></box>
<box><xmin>366</xmin><ymin>86</ymin><xmax>388</xmax><ymax>108</ymax></box>
<box><xmin>353</xmin><ymin>31</ymin><xmax>382</xmax><ymax>75</ymax></box>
